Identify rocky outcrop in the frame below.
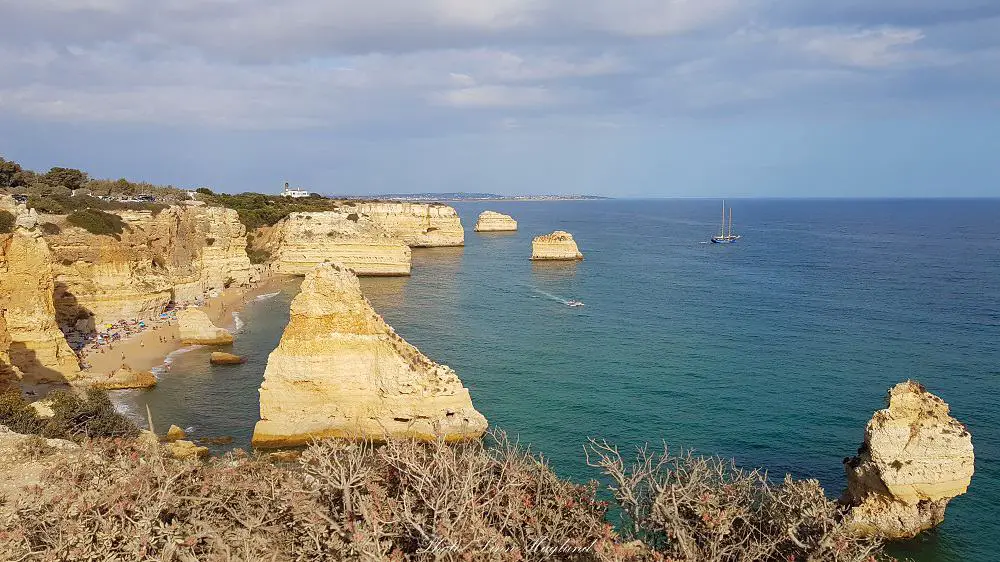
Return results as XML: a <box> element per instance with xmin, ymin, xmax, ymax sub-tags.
<box><xmin>842</xmin><ymin>381</ymin><xmax>974</xmax><ymax>539</ymax></box>
<box><xmin>264</xmin><ymin>211</ymin><xmax>411</xmax><ymax>276</ymax></box>
<box><xmin>177</xmin><ymin>308</ymin><xmax>233</xmax><ymax>345</ymax></box>
<box><xmin>210</xmin><ymin>352</ymin><xmax>245</xmax><ymax>365</ymax></box>
<box><xmin>166</xmin><ymin>425</ymin><xmax>186</xmax><ymax>442</ymax></box>
<box><xmin>353</xmin><ymin>202</ymin><xmax>465</xmax><ymax>247</ymax></box>
<box><xmin>531</xmin><ymin>231</ymin><xmax>583</xmax><ymax>261</ymax></box>
<box><xmin>45</xmin><ymin>205</ymin><xmax>253</xmax><ymax>330</ymax></box>
<box><xmin>474</xmin><ymin>211</ymin><xmax>518</xmax><ymax>232</ymax></box>
<box><xmin>252</xmin><ymin>263</ymin><xmax>487</xmax><ymax>448</ymax></box>
<box><xmin>167</xmin><ymin>439</ymin><xmax>209</xmax><ymax>460</ymax></box>
<box><xmin>82</xmin><ymin>365</ymin><xmax>157</xmax><ymax>390</ymax></box>
<box><xmin>0</xmin><ymin>231</ymin><xmax>80</xmax><ymax>383</ymax></box>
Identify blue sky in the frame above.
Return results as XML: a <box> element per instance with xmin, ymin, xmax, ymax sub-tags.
<box><xmin>0</xmin><ymin>0</ymin><xmax>998</xmax><ymax>197</ymax></box>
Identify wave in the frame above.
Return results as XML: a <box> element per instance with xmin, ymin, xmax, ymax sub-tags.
<box><xmin>232</xmin><ymin>312</ymin><xmax>245</xmax><ymax>332</ymax></box>
<box><xmin>253</xmin><ymin>291</ymin><xmax>280</xmax><ymax>302</ymax></box>
<box><xmin>151</xmin><ymin>344</ymin><xmax>202</xmax><ymax>376</ymax></box>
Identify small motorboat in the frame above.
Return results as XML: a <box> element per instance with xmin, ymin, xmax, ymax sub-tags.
<box><xmin>567</xmin><ymin>300</ymin><xmax>585</xmax><ymax>307</ymax></box>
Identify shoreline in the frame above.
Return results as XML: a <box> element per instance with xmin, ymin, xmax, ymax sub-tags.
<box><xmin>79</xmin><ymin>273</ymin><xmax>297</xmax><ymax>381</ymax></box>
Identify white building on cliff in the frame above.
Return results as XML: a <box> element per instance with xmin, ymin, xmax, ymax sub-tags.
<box><xmin>280</xmin><ymin>182</ymin><xmax>311</xmax><ymax>198</ymax></box>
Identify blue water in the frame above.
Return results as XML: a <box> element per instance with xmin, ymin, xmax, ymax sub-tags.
<box><xmin>128</xmin><ymin>199</ymin><xmax>1000</xmax><ymax>561</ymax></box>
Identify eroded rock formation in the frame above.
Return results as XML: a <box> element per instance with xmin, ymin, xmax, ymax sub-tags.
<box><xmin>177</xmin><ymin>308</ymin><xmax>233</xmax><ymax>345</ymax></box>
<box><xmin>252</xmin><ymin>263</ymin><xmax>487</xmax><ymax>447</ymax></box>
<box><xmin>262</xmin><ymin>212</ymin><xmax>411</xmax><ymax>276</ymax></box>
<box><xmin>353</xmin><ymin>202</ymin><xmax>465</xmax><ymax>247</ymax></box>
<box><xmin>531</xmin><ymin>231</ymin><xmax>583</xmax><ymax>261</ymax></box>
<box><xmin>45</xmin><ymin>206</ymin><xmax>253</xmax><ymax>330</ymax></box>
<box><xmin>0</xmin><ymin>231</ymin><xmax>80</xmax><ymax>384</ymax></box>
<box><xmin>474</xmin><ymin>211</ymin><xmax>518</xmax><ymax>232</ymax></box>
<box><xmin>82</xmin><ymin>365</ymin><xmax>157</xmax><ymax>390</ymax></box>
<box><xmin>842</xmin><ymin>380</ymin><xmax>974</xmax><ymax>539</ymax></box>
<box><xmin>210</xmin><ymin>352</ymin><xmax>245</xmax><ymax>365</ymax></box>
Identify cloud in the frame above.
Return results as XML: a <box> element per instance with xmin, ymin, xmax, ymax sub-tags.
<box><xmin>0</xmin><ymin>0</ymin><xmax>996</xmax><ymax>134</ymax></box>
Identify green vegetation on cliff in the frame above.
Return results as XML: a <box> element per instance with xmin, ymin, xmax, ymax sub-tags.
<box><xmin>67</xmin><ymin>208</ymin><xmax>130</xmax><ymax>237</ymax></box>
<box><xmin>202</xmin><ymin>192</ymin><xmax>343</xmax><ymax>229</ymax></box>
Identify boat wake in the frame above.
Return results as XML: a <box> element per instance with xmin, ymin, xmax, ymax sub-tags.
<box><xmin>533</xmin><ymin>289</ymin><xmax>584</xmax><ymax>308</ymax></box>
<box><xmin>253</xmin><ymin>291</ymin><xmax>280</xmax><ymax>302</ymax></box>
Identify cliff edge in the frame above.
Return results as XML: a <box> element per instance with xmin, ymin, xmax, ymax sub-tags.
<box><xmin>353</xmin><ymin>202</ymin><xmax>465</xmax><ymax>247</ymax></box>
<box><xmin>252</xmin><ymin>263</ymin><xmax>487</xmax><ymax>447</ymax></box>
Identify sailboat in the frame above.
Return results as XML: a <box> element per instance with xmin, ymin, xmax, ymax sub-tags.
<box><xmin>711</xmin><ymin>200</ymin><xmax>741</xmax><ymax>244</ymax></box>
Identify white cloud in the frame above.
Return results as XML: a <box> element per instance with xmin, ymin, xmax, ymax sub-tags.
<box><xmin>432</xmin><ymin>85</ymin><xmax>560</xmax><ymax>108</ymax></box>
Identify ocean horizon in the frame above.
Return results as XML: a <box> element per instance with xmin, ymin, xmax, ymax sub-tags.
<box><xmin>124</xmin><ymin>198</ymin><xmax>999</xmax><ymax>562</ymax></box>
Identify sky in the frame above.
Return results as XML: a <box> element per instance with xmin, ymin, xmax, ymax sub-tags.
<box><xmin>0</xmin><ymin>0</ymin><xmax>998</xmax><ymax>197</ymax></box>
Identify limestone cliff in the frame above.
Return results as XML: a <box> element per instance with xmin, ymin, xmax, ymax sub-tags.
<box><xmin>177</xmin><ymin>308</ymin><xmax>234</xmax><ymax>345</ymax></box>
<box><xmin>531</xmin><ymin>231</ymin><xmax>583</xmax><ymax>261</ymax></box>
<box><xmin>842</xmin><ymin>381</ymin><xmax>974</xmax><ymax>539</ymax></box>
<box><xmin>352</xmin><ymin>202</ymin><xmax>465</xmax><ymax>247</ymax></box>
<box><xmin>252</xmin><ymin>263</ymin><xmax>487</xmax><ymax>447</ymax></box>
<box><xmin>265</xmin><ymin>211</ymin><xmax>411</xmax><ymax>276</ymax></box>
<box><xmin>474</xmin><ymin>211</ymin><xmax>518</xmax><ymax>232</ymax></box>
<box><xmin>44</xmin><ymin>205</ymin><xmax>252</xmax><ymax>329</ymax></box>
<box><xmin>0</xmin><ymin>231</ymin><xmax>80</xmax><ymax>383</ymax></box>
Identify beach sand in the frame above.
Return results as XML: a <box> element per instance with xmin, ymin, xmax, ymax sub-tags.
<box><xmin>80</xmin><ymin>274</ymin><xmax>296</xmax><ymax>379</ymax></box>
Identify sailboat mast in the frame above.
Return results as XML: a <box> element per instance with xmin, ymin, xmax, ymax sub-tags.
<box><xmin>728</xmin><ymin>208</ymin><xmax>733</xmax><ymax>238</ymax></box>
<box><xmin>720</xmin><ymin>200</ymin><xmax>726</xmax><ymax>237</ymax></box>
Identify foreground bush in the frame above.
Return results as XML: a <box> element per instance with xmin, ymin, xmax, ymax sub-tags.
<box><xmin>586</xmin><ymin>440</ymin><xmax>882</xmax><ymax>562</ymax></box>
<box><xmin>0</xmin><ymin>388</ymin><xmax>138</xmax><ymax>441</ymax></box>
<box><xmin>0</xmin><ymin>209</ymin><xmax>14</xmax><ymax>233</ymax></box>
<box><xmin>0</xmin><ymin>430</ymin><xmax>885</xmax><ymax>561</ymax></box>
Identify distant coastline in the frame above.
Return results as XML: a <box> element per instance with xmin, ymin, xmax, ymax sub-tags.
<box><xmin>325</xmin><ymin>192</ymin><xmax>611</xmax><ymax>202</ymax></box>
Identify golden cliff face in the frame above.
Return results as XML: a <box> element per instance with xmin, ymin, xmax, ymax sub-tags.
<box><xmin>531</xmin><ymin>231</ymin><xmax>583</xmax><ymax>261</ymax></box>
<box><xmin>843</xmin><ymin>381</ymin><xmax>974</xmax><ymax>539</ymax></box>
<box><xmin>353</xmin><ymin>202</ymin><xmax>465</xmax><ymax>247</ymax></box>
<box><xmin>267</xmin><ymin>211</ymin><xmax>411</xmax><ymax>276</ymax></box>
<box><xmin>0</xmin><ymin>231</ymin><xmax>80</xmax><ymax>383</ymax></box>
<box><xmin>474</xmin><ymin>211</ymin><xmax>518</xmax><ymax>232</ymax></box>
<box><xmin>44</xmin><ymin>206</ymin><xmax>252</xmax><ymax>329</ymax></box>
<box><xmin>252</xmin><ymin>263</ymin><xmax>487</xmax><ymax>448</ymax></box>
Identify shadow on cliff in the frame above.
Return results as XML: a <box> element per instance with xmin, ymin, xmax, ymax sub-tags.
<box><xmin>54</xmin><ymin>281</ymin><xmax>97</xmax><ymax>335</ymax></box>
<box><xmin>7</xmin><ymin>343</ymin><xmax>73</xmax><ymax>387</ymax></box>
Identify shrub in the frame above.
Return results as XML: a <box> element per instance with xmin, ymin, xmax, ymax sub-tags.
<box><xmin>195</xmin><ymin>187</ymin><xmax>214</xmax><ymax>195</ymax></box>
<box><xmin>0</xmin><ymin>389</ymin><xmax>45</xmax><ymax>435</ymax></box>
<box><xmin>41</xmin><ymin>388</ymin><xmax>139</xmax><ymax>441</ymax></box>
<box><xmin>39</xmin><ymin>222</ymin><xmax>61</xmax><ymax>235</ymax></box>
<box><xmin>66</xmin><ymin>208</ymin><xmax>127</xmax><ymax>237</ymax></box>
<box><xmin>205</xmin><ymin>237</ymin><xmax>215</xmax><ymax>246</ymax></box>
<box><xmin>26</xmin><ymin>194</ymin><xmax>66</xmax><ymax>214</ymax></box>
<box><xmin>585</xmin><ymin>440</ymin><xmax>882</xmax><ymax>561</ymax></box>
<box><xmin>1</xmin><ymin>431</ymin><xmax>621</xmax><ymax>561</ymax></box>
<box><xmin>0</xmin><ymin>209</ymin><xmax>14</xmax><ymax>233</ymax></box>
<box><xmin>346</xmin><ymin>213</ymin><xmax>359</xmax><ymax>222</ymax></box>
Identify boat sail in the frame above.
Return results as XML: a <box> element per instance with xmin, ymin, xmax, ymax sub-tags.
<box><xmin>711</xmin><ymin>201</ymin><xmax>741</xmax><ymax>244</ymax></box>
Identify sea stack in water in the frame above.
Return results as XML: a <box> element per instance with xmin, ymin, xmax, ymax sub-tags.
<box><xmin>252</xmin><ymin>263</ymin><xmax>487</xmax><ymax>448</ymax></box>
<box><xmin>842</xmin><ymin>380</ymin><xmax>974</xmax><ymax>539</ymax></box>
<box><xmin>177</xmin><ymin>308</ymin><xmax>234</xmax><ymax>345</ymax></box>
<box><xmin>474</xmin><ymin>211</ymin><xmax>518</xmax><ymax>232</ymax></box>
<box><xmin>531</xmin><ymin>231</ymin><xmax>583</xmax><ymax>261</ymax></box>
<box><xmin>210</xmin><ymin>352</ymin><xmax>245</xmax><ymax>365</ymax></box>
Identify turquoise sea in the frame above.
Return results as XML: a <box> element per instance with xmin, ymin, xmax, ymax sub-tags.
<box><xmin>124</xmin><ymin>199</ymin><xmax>999</xmax><ymax>561</ymax></box>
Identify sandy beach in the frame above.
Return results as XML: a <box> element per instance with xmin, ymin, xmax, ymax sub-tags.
<box><xmin>79</xmin><ymin>273</ymin><xmax>297</xmax><ymax>379</ymax></box>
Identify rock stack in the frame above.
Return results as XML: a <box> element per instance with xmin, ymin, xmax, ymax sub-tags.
<box><xmin>177</xmin><ymin>308</ymin><xmax>234</xmax><ymax>345</ymax></box>
<box><xmin>530</xmin><ymin>231</ymin><xmax>583</xmax><ymax>261</ymax></box>
<box><xmin>474</xmin><ymin>211</ymin><xmax>518</xmax><ymax>232</ymax></box>
<box><xmin>842</xmin><ymin>380</ymin><xmax>974</xmax><ymax>539</ymax></box>
<box><xmin>252</xmin><ymin>263</ymin><xmax>487</xmax><ymax>448</ymax></box>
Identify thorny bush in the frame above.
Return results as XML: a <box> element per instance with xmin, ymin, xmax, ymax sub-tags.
<box><xmin>0</xmin><ymin>430</ymin><xmax>886</xmax><ymax>561</ymax></box>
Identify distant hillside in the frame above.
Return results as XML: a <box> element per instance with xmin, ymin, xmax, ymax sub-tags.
<box><xmin>324</xmin><ymin>192</ymin><xmax>611</xmax><ymax>201</ymax></box>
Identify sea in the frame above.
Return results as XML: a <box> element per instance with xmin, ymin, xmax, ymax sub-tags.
<box><xmin>118</xmin><ymin>199</ymin><xmax>1000</xmax><ymax>561</ymax></box>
